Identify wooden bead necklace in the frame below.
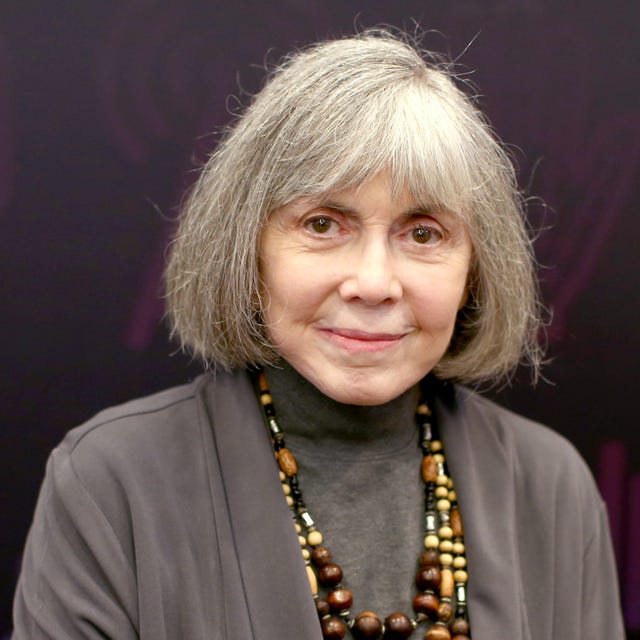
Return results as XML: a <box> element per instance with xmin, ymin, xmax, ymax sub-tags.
<box><xmin>256</xmin><ymin>371</ymin><xmax>472</xmax><ymax>640</ymax></box>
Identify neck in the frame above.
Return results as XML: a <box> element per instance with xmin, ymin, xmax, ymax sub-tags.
<box><xmin>264</xmin><ymin>360</ymin><xmax>420</xmax><ymax>457</ymax></box>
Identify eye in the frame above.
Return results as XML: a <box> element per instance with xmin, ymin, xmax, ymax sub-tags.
<box><xmin>304</xmin><ymin>215</ymin><xmax>338</xmax><ymax>235</ymax></box>
<box><xmin>410</xmin><ymin>224</ymin><xmax>443</xmax><ymax>245</ymax></box>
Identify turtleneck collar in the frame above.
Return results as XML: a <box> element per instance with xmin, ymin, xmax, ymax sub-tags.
<box><xmin>263</xmin><ymin>360</ymin><xmax>420</xmax><ymax>459</ymax></box>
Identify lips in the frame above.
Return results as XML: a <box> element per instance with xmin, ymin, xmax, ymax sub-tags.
<box><xmin>319</xmin><ymin>327</ymin><xmax>408</xmax><ymax>353</ymax></box>
<box><xmin>329</xmin><ymin>328</ymin><xmax>406</xmax><ymax>341</ymax></box>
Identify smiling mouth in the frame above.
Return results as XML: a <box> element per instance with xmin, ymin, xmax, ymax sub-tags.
<box><xmin>320</xmin><ymin>328</ymin><xmax>407</xmax><ymax>353</ymax></box>
<box><xmin>331</xmin><ymin>328</ymin><xmax>406</xmax><ymax>340</ymax></box>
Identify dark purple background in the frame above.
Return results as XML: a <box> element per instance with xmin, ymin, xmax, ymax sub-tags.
<box><xmin>2</xmin><ymin>1</ymin><xmax>639</xmax><ymax>634</ymax></box>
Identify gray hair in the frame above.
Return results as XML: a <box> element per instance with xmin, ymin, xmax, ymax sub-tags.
<box><xmin>165</xmin><ymin>30</ymin><xmax>543</xmax><ymax>385</ymax></box>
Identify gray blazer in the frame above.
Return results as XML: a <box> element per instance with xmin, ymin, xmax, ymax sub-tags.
<box><xmin>13</xmin><ymin>370</ymin><xmax>624</xmax><ymax>639</ymax></box>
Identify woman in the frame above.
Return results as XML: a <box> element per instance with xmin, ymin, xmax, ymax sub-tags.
<box><xmin>13</xmin><ymin>31</ymin><xmax>624</xmax><ymax>639</ymax></box>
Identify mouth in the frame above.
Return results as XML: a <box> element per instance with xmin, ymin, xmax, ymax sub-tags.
<box><xmin>319</xmin><ymin>328</ymin><xmax>408</xmax><ymax>353</ymax></box>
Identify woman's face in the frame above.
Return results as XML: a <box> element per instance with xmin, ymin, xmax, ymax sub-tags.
<box><xmin>259</xmin><ymin>172</ymin><xmax>472</xmax><ymax>406</ymax></box>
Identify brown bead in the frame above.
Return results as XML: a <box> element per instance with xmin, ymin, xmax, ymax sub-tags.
<box><xmin>440</xmin><ymin>569</ymin><xmax>454</xmax><ymax>598</ymax></box>
<box><xmin>415</xmin><ymin>566</ymin><xmax>441</xmax><ymax>591</ymax></box>
<box><xmin>413</xmin><ymin>592</ymin><xmax>439</xmax><ymax>619</ymax></box>
<box><xmin>352</xmin><ymin>612</ymin><xmax>383</xmax><ymax>639</ymax></box>
<box><xmin>315</xmin><ymin>598</ymin><xmax>331</xmax><ymax>617</ymax></box>
<box><xmin>419</xmin><ymin>550</ymin><xmax>440</xmax><ymax>567</ymax></box>
<box><xmin>318</xmin><ymin>563</ymin><xmax>343</xmax><ymax>587</ymax></box>
<box><xmin>450</xmin><ymin>508</ymin><xmax>463</xmax><ymax>538</ymax></box>
<box><xmin>425</xmin><ymin>623</ymin><xmax>452</xmax><ymax>640</ymax></box>
<box><xmin>276</xmin><ymin>448</ymin><xmax>298</xmax><ymax>476</ymax></box>
<box><xmin>383</xmin><ymin>612</ymin><xmax>413</xmax><ymax>639</ymax></box>
<box><xmin>437</xmin><ymin>601</ymin><xmax>453</xmax><ymax>622</ymax></box>
<box><xmin>328</xmin><ymin>588</ymin><xmax>353</xmax><ymax>612</ymax></box>
<box><xmin>311</xmin><ymin>546</ymin><xmax>332</xmax><ymax>567</ymax></box>
<box><xmin>321</xmin><ymin>615</ymin><xmax>346</xmax><ymax>639</ymax></box>
<box><xmin>449</xmin><ymin>619</ymin><xmax>470</xmax><ymax>636</ymax></box>
<box><xmin>422</xmin><ymin>455</ymin><xmax>438</xmax><ymax>483</ymax></box>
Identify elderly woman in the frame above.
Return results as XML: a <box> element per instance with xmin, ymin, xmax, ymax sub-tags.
<box><xmin>13</xmin><ymin>32</ymin><xmax>623</xmax><ymax>640</ymax></box>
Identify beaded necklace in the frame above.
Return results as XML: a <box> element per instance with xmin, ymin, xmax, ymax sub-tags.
<box><xmin>256</xmin><ymin>371</ymin><xmax>471</xmax><ymax>640</ymax></box>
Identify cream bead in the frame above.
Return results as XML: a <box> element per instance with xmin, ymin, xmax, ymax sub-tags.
<box><xmin>282</xmin><ymin>483</ymin><xmax>291</xmax><ymax>495</ymax></box>
<box><xmin>436</xmin><ymin>475</ymin><xmax>448</xmax><ymax>486</ymax></box>
<box><xmin>302</xmin><ymin>548</ymin><xmax>311</xmax><ymax>561</ymax></box>
<box><xmin>417</xmin><ymin>403</ymin><xmax>431</xmax><ymax>415</ymax></box>
<box><xmin>298</xmin><ymin>535</ymin><xmax>307</xmax><ymax>547</ymax></box>
<box><xmin>454</xmin><ymin>570</ymin><xmax>469</xmax><ymax>583</ymax></box>
<box><xmin>439</xmin><ymin>540</ymin><xmax>453</xmax><ymax>553</ymax></box>
<box><xmin>440</xmin><ymin>569</ymin><xmax>454</xmax><ymax>598</ymax></box>
<box><xmin>307</xmin><ymin>530</ymin><xmax>323</xmax><ymax>546</ymax></box>
<box><xmin>452</xmin><ymin>542</ymin><xmax>465</xmax><ymax>555</ymax></box>
<box><xmin>438</xmin><ymin>526</ymin><xmax>453</xmax><ymax>539</ymax></box>
<box><xmin>435</xmin><ymin>486</ymin><xmax>449</xmax><ymax>498</ymax></box>
<box><xmin>295</xmin><ymin>523</ymin><xmax>302</xmax><ymax>534</ymax></box>
<box><xmin>431</xmin><ymin>440</ymin><xmax>443</xmax><ymax>452</ymax></box>
<box><xmin>286</xmin><ymin>495</ymin><xmax>294</xmax><ymax>506</ymax></box>
<box><xmin>436</xmin><ymin>499</ymin><xmax>451</xmax><ymax>512</ymax></box>
<box><xmin>447</xmin><ymin>478</ymin><xmax>454</xmax><ymax>489</ymax></box>
<box><xmin>448</xmin><ymin>490</ymin><xmax>457</xmax><ymax>502</ymax></box>
<box><xmin>260</xmin><ymin>393</ymin><xmax>273</xmax><ymax>405</ymax></box>
<box><xmin>453</xmin><ymin>556</ymin><xmax>467</xmax><ymax>569</ymax></box>
<box><xmin>306</xmin><ymin>565</ymin><xmax>318</xmax><ymax>596</ymax></box>
<box><xmin>439</xmin><ymin>553</ymin><xmax>453</xmax><ymax>567</ymax></box>
<box><xmin>433</xmin><ymin>453</ymin><xmax>445</xmax><ymax>464</ymax></box>
<box><xmin>424</xmin><ymin>534</ymin><xmax>439</xmax><ymax>549</ymax></box>
<box><xmin>279</xmin><ymin>471</ymin><xmax>286</xmax><ymax>481</ymax></box>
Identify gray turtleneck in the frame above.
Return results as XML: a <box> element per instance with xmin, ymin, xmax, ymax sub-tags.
<box><xmin>266</xmin><ymin>361</ymin><xmax>425</xmax><ymax>622</ymax></box>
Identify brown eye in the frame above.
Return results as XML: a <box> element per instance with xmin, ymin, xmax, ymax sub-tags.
<box><xmin>308</xmin><ymin>217</ymin><xmax>333</xmax><ymax>233</ymax></box>
<box><xmin>412</xmin><ymin>227</ymin><xmax>433</xmax><ymax>244</ymax></box>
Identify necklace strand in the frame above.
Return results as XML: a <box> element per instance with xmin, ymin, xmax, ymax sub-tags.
<box><xmin>256</xmin><ymin>371</ymin><xmax>471</xmax><ymax>640</ymax></box>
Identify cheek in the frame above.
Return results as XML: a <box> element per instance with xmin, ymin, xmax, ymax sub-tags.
<box><xmin>259</xmin><ymin>254</ymin><xmax>320</xmax><ymax>329</ymax></box>
<box><xmin>413</xmin><ymin>273</ymin><xmax>469</xmax><ymax>329</ymax></box>
<box><xmin>259</xmin><ymin>235</ymin><xmax>294</xmax><ymax>313</ymax></box>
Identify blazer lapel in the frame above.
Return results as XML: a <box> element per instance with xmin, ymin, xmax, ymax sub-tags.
<box><xmin>437</xmin><ymin>387</ymin><xmax>531</xmax><ymax>640</ymax></box>
<box><xmin>203</xmin><ymin>370</ymin><xmax>322</xmax><ymax>640</ymax></box>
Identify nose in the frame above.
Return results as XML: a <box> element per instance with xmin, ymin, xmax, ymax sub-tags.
<box><xmin>338</xmin><ymin>238</ymin><xmax>402</xmax><ymax>305</ymax></box>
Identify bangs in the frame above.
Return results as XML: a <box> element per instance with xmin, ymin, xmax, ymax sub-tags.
<box><xmin>263</xmin><ymin>76</ymin><xmax>481</xmax><ymax>222</ymax></box>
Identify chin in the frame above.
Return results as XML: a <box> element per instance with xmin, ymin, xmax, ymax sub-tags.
<box><xmin>316</xmin><ymin>376</ymin><xmax>413</xmax><ymax>407</ymax></box>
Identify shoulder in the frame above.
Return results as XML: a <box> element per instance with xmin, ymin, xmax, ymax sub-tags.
<box><xmin>456</xmin><ymin>386</ymin><xmax>568</xmax><ymax>445</ymax></box>
<box><xmin>36</xmin><ymin>370</ymin><xmax>255</xmax><ymax>550</ymax></box>
<box><xmin>49</xmin><ymin>370</ymin><xmax>254</xmax><ymax>510</ymax></box>
<box><xmin>452</xmin><ymin>385</ymin><xmax>602</xmax><ymax>507</ymax></box>
<box><xmin>59</xmin><ymin>369</ymin><xmax>251</xmax><ymax>457</ymax></box>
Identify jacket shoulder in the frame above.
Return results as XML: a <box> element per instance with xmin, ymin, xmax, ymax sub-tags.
<box><xmin>454</xmin><ymin>386</ymin><xmax>601</xmax><ymax>504</ymax></box>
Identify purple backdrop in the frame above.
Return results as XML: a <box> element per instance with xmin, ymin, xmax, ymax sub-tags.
<box><xmin>2</xmin><ymin>0</ymin><xmax>639</xmax><ymax>634</ymax></box>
